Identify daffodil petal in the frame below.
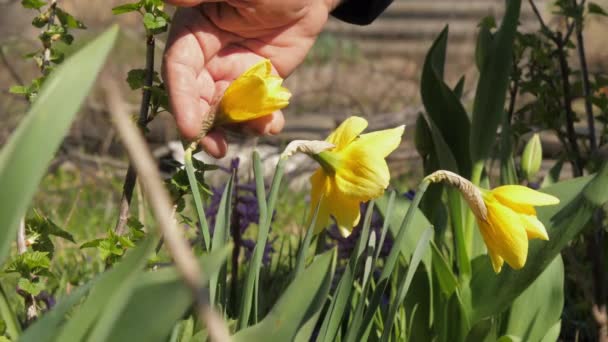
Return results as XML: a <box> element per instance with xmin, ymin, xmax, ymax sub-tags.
<box><xmin>519</xmin><ymin>214</ymin><xmax>549</xmax><ymax>240</ymax></box>
<box><xmin>356</xmin><ymin>125</ymin><xmax>405</xmax><ymax>157</ymax></box>
<box><xmin>309</xmin><ymin>169</ymin><xmax>332</xmax><ymax>234</ymax></box>
<box><xmin>492</xmin><ymin>185</ymin><xmax>560</xmax><ymax>207</ymax></box>
<box><xmin>220</xmin><ymin>75</ymin><xmax>289</xmax><ymax>123</ymax></box>
<box><xmin>484</xmin><ymin>238</ymin><xmax>505</xmax><ymax>273</ymax></box>
<box><xmin>327</xmin><ymin>186</ymin><xmax>361</xmax><ymax>237</ymax></box>
<box><xmin>335</xmin><ymin>154</ymin><xmax>390</xmax><ymax>200</ymax></box>
<box><xmin>481</xmin><ymin>197</ymin><xmax>529</xmax><ymax>270</ymax></box>
<box><xmin>326</xmin><ymin>116</ymin><xmax>368</xmax><ymax>151</ymax></box>
<box><xmin>243</xmin><ymin>59</ymin><xmax>272</xmax><ymax>77</ymax></box>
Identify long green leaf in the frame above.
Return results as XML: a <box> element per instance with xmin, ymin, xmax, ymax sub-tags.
<box><xmin>57</xmin><ymin>236</ymin><xmax>155</xmax><ymax>341</ymax></box>
<box><xmin>381</xmin><ymin>228</ymin><xmax>433</xmax><ymax>341</ymax></box>
<box><xmin>503</xmin><ymin>255</ymin><xmax>564</xmax><ymax>342</ymax></box>
<box><xmin>421</xmin><ymin>25</ymin><xmax>472</xmax><ymax>177</ymax></box>
<box><xmin>209</xmin><ymin>174</ymin><xmax>234</xmax><ymax>307</ymax></box>
<box><xmin>0</xmin><ymin>26</ymin><xmax>118</xmax><ymax>265</ymax></box>
<box><xmin>20</xmin><ymin>277</ymin><xmax>97</xmax><ymax>342</ymax></box>
<box><xmin>233</xmin><ymin>250</ymin><xmax>336</xmax><ymax>341</ymax></box>
<box><xmin>106</xmin><ymin>246</ymin><xmax>231</xmax><ymax>342</ymax></box>
<box><xmin>469</xmin><ymin>0</ymin><xmax>521</xmax><ymax>163</ymax></box>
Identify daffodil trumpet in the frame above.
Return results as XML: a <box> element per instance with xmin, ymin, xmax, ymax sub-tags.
<box><xmin>299</xmin><ymin>116</ymin><xmax>405</xmax><ymax>237</ymax></box>
<box><xmin>425</xmin><ymin>170</ymin><xmax>560</xmax><ymax>273</ymax></box>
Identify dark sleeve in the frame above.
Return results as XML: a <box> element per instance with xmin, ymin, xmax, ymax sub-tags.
<box><xmin>331</xmin><ymin>0</ymin><xmax>393</xmax><ymax>25</ymax></box>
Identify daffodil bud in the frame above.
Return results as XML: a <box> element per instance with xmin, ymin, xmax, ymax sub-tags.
<box><xmin>521</xmin><ymin>133</ymin><xmax>542</xmax><ymax>182</ymax></box>
<box><xmin>218</xmin><ymin>59</ymin><xmax>291</xmax><ymax>125</ymax></box>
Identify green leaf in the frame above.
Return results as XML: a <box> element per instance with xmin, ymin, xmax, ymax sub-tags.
<box><xmin>376</xmin><ymin>191</ymin><xmax>432</xmax><ymax>265</ymax></box>
<box><xmin>588</xmin><ymin>2</ymin><xmax>608</xmax><ymax>16</ymax></box>
<box><xmin>21</xmin><ymin>0</ymin><xmax>46</xmax><ymax>9</ymax></box>
<box><xmin>470</xmin><ymin>0</ymin><xmax>521</xmax><ymax>163</ymax></box>
<box><xmin>56</xmin><ymin>236</ymin><xmax>155</xmax><ymax>341</ymax></box>
<box><xmin>5</xmin><ymin>251</ymin><xmax>51</xmax><ymax>277</ymax></box>
<box><xmin>56</xmin><ymin>8</ymin><xmax>86</xmax><ymax>29</ymax></box>
<box><xmin>8</xmin><ymin>85</ymin><xmax>29</xmax><ymax>95</ymax></box>
<box><xmin>504</xmin><ymin>256</ymin><xmax>564</xmax><ymax>342</ymax></box>
<box><xmin>143</xmin><ymin>12</ymin><xmax>168</xmax><ymax>34</ymax></box>
<box><xmin>20</xmin><ymin>277</ymin><xmax>98</xmax><ymax>342</ymax></box>
<box><xmin>464</xmin><ymin>169</ymin><xmax>606</xmax><ymax>323</ymax></box>
<box><xmin>381</xmin><ymin>227</ymin><xmax>433</xmax><ymax>341</ymax></box>
<box><xmin>112</xmin><ymin>2</ymin><xmax>142</xmax><ymax>15</ymax></box>
<box><xmin>233</xmin><ymin>250</ymin><xmax>336</xmax><ymax>341</ymax></box>
<box><xmin>0</xmin><ymin>26</ymin><xmax>118</xmax><ymax>266</ymax></box>
<box><xmin>106</xmin><ymin>246</ymin><xmax>231</xmax><ymax>342</ymax></box>
<box><xmin>421</xmin><ymin>26</ymin><xmax>472</xmax><ymax>177</ymax></box>
<box><xmin>431</xmin><ymin>242</ymin><xmax>458</xmax><ymax>296</ymax></box>
<box><xmin>209</xmin><ymin>174</ymin><xmax>233</xmax><ymax>307</ymax></box>
<box><xmin>17</xmin><ymin>278</ymin><xmax>45</xmax><ymax>296</ymax></box>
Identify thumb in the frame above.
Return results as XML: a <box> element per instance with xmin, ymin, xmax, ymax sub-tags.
<box><xmin>164</xmin><ymin>0</ymin><xmax>222</xmax><ymax>7</ymax></box>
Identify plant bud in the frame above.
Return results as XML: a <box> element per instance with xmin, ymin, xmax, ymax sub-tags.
<box><xmin>521</xmin><ymin>133</ymin><xmax>542</xmax><ymax>182</ymax></box>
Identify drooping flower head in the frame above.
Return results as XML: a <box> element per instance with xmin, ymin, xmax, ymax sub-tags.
<box><xmin>308</xmin><ymin>116</ymin><xmax>404</xmax><ymax>237</ymax></box>
<box><xmin>218</xmin><ymin>59</ymin><xmax>291</xmax><ymax>124</ymax></box>
<box><xmin>425</xmin><ymin>170</ymin><xmax>559</xmax><ymax>273</ymax></box>
<box><xmin>476</xmin><ymin>185</ymin><xmax>558</xmax><ymax>273</ymax></box>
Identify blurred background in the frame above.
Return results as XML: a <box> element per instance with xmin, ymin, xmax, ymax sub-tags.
<box><xmin>2</xmin><ymin>1</ymin><xmax>608</xmax><ymax>339</ymax></box>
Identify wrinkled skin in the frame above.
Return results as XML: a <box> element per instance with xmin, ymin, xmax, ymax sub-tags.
<box><xmin>162</xmin><ymin>0</ymin><xmax>340</xmax><ymax>157</ymax></box>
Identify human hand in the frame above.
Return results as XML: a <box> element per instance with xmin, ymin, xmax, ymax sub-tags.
<box><xmin>162</xmin><ymin>0</ymin><xmax>340</xmax><ymax>158</ymax></box>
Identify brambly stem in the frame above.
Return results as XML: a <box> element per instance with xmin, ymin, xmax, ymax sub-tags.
<box><xmin>114</xmin><ymin>33</ymin><xmax>156</xmax><ymax>235</ymax></box>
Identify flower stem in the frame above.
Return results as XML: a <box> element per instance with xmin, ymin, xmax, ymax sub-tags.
<box><xmin>464</xmin><ymin>161</ymin><xmax>484</xmax><ymax>263</ymax></box>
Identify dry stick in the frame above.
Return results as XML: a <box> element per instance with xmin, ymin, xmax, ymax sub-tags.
<box><xmin>114</xmin><ymin>34</ymin><xmax>155</xmax><ymax>235</ymax></box>
<box><xmin>104</xmin><ymin>81</ymin><xmax>230</xmax><ymax>342</ymax></box>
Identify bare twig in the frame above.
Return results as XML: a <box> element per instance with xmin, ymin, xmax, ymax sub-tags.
<box><xmin>104</xmin><ymin>80</ymin><xmax>230</xmax><ymax>341</ymax></box>
<box><xmin>114</xmin><ymin>34</ymin><xmax>155</xmax><ymax>235</ymax></box>
<box><xmin>555</xmin><ymin>34</ymin><xmax>584</xmax><ymax>176</ymax></box>
<box><xmin>17</xmin><ymin>218</ymin><xmax>27</xmax><ymax>254</ymax></box>
<box><xmin>573</xmin><ymin>0</ymin><xmax>597</xmax><ymax>152</ymax></box>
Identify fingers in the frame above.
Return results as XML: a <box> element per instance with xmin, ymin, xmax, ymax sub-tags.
<box><xmin>244</xmin><ymin>111</ymin><xmax>285</xmax><ymax>135</ymax></box>
<box><xmin>199</xmin><ymin>129</ymin><xmax>228</xmax><ymax>158</ymax></box>
<box><xmin>164</xmin><ymin>0</ymin><xmax>222</xmax><ymax>7</ymax></box>
<box><xmin>162</xmin><ymin>8</ymin><xmax>230</xmax><ymax>140</ymax></box>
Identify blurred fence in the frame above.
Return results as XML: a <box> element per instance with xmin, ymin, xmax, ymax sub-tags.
<box><xmin>325</xmin><ymin>0</ymin><xmax>540</xmax><ymax>60</ymax></box>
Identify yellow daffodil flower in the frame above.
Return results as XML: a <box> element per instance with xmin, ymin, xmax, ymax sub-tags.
<box><xmin>218</xmin><ymin>59</ymin><xmax>291</xmax><ymax>124</ymax></box>
<box><xmin>476</xmin><ymin>185</ymin><xmax>559</xmax><ymax>273</ymax></box>
<box><xmin>308</xmin><ymin>116</ymin><xmax>404</xmax><ymax>237</ymax></box>
<box><xmin>425</xmin><ymin>170</ymin><xmax>560</xmax><ymax>273</ymax></box>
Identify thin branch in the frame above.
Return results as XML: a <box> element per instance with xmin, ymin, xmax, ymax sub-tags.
<box><xmin>104</xmin><ymin>80</ymin><xmax>230</xmax><ymax>342</ymax></box>
<box><xmin>573</xmin><ymin>0</ymin><xmax>597</xmax><ymax>152</ymax></box>
<box><xmin>41</xmin><ymin>0</ymin><xmax>57</xmax><ymax>74</ymax></box>
<box><xmin>114</xmin><ymin>34</ymin><xmax>155</xmax><ymax>235</ymax></box>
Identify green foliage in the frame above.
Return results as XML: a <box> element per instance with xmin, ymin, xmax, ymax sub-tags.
<box><xmin>112</xmin><ymin>0</ymin><xmax>170</xmax><ymax>35</ymax></box>
<box><xmin>80</xmin><ymin>219</ymin><xmax>145</xmax><ymax>264</ymax></box>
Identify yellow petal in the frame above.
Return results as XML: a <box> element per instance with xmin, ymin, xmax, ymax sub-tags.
<box><xmin>519</xmin><ymin>213</ymin><xmax>549</xmax><ymax>240</ymax></box>
<box><xmin>309</xmin><ymin>169</ymin><xmax>332</xmax><ymax>234</ymax></box>
<box><xmin>481</xmin><ymin>197</ymin><xmax>529</xmax><ymax>270</ymax></box>
<box><xmin>491</xmin><ymin>185</ymin><xmax>560</xmax><ymax>207</ymax></box>
<box><xmin>355</xmin><ymin>125</ymin><xmax>405</xmax><ymax>157</ymax></box>
<box><xmin>220</xmin><ymin>75</ymin><xmax>289</xmax><ymax>123</ymax></box>
<box><xmin>327</xmin><ymin>186</ymin><xmax>362</xmax><ymax>237</ymax></box>
<box><xmin>326</xmin><ymin>116</ymin><xmax>368</xmax><ymax>151</ymax></box>
<box><xmin>334</xmin><ymin>154</ymin><xmax>390</xmax><ymax>200</ymax></box>
<box><xmin>243</xmin><ymin>59</ymin><xmax>272</xmax><ymax>78</ymax></box>
<box><xmin>484</xmin><ymin>237</ymin><xmax>505</xmax><ymax>273</ymax></box>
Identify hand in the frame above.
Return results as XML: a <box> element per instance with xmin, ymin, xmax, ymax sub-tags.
<box><xmin>162</xmin><ymin>0</ymin><xmax>340</xmax><ymax>158</ymax></box>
